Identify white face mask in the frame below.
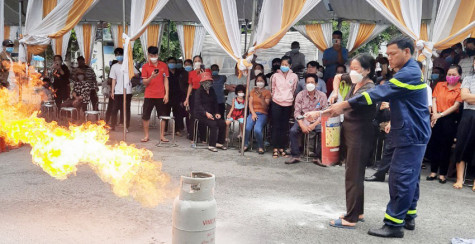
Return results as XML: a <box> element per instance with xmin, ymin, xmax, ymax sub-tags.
<box><xmin>194</xmin><ymin>62</ymin><xmax>202</xmax><ymax>70</ymax></box>
<box><xmin>256</xmin><ymin>81</ymin><xmax>265</xmax><ymax>88</ymax></box>
<box><xmin>350</xmin><ymin>70</ymin><xmax>364</xmax><ymax>83</ymax></box>
<box><xmin>306</xmin><ymin>83</ymin><xmax>316</xmax><ymax>92</ymax></box>
<box><xmin>317</xmin><ymin>71</ymin><xmax>323</xmax><ymax>78</ymax></box>
<box><xmin>150</xmin><ymin>57</ymin><xmax>158</xmax><ymax>63</ymax></box>
<box><xmin>254</xmin><ymin>69</ymin><xmax>262</xmax><ymax>76</ymax></box>
<box><xmin>237</xmin><ymin>92</ymin><xmax>245</xmax><ymax>97</ymax></box>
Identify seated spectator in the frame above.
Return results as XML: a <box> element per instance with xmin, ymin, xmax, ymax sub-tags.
<box><xmin>248</xmin><ymin>63</ymin><xmax>264</xmax><ymax>90</ymax></box>
<box><xmin>211</xmin><ymin>64</ymin><xmax>227</xmax><ymax>118</ymax></box>
<box><xmin>295</xmin><ymin>61</ymin><xmax>326</xmax><ymax>95</ymax></box>
<box><xmin>194</xmin><ymin>72</ymin><xmax>227</xmax><ymax>152</ymax></box>
<box><xmin>226</xmin><ymin>85</ymin><xmax>246</xmax><ymax>140</ymax></box>
<box><xmin>326</xmin><ymin>64</ymin><xmax>346</xmax><ymax>98</ymax></box>
<box><xmin>243</xmin><ymin>74</ymin><xmax>271</xmax><ymax>154</ymax></box>
<box><xmin>285</xmin><ymin>73</ymin><xmax>327</xmax><ymax>165</ymax></box>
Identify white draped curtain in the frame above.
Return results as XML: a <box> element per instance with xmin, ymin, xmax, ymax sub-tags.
<box><xmin>176</xmin><ymin>24</ymin><xmax>206</xmax><ymax>60</ymax></box>
<box><xmin>74</xmin><ymin>24</ymin><xmax>97</xmax><ymax>65</ymax></box>
<box><xmin>346</xmin><ymin>22</ymin><xmax>389</xmax><ymax>52</ymax></box>
<box><xmin>51</xmin><ymin>31</ymin><xmax>72</xmax><ymax>60</ymax></box>
<box><xmin>19</xmin><ymin>0</ymin><xmax>99</xmax><ymax>62</ymax></box>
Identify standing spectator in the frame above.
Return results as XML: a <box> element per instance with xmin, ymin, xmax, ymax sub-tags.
<box><xmin>295</xmin><ymin>61</ymin><xmax>326</xmax><ymax>95</ymax></box>
<box><xmin>225</xmin><ymin>64</ymin><xmax>247</xmax><ymax>109</ymax></box>
<box><xmin>453</xmin><ymin>58</ymin><xmax>475</xmax><ymax>190</ymax></box>
<box><xmin>51</xmin><ymin>55</ymin><xmax>70</xmax><ymax>109</ymax></box>
<box><xmin>430</xmin><ymin>67</ymin><xmax>445</xmax><ymax>89</ymax></box>
<box><xmin>176</xmin><ymin>59</ymin><xmax>184</xmax><ymax>70</ymax></box>
<box><xmin>327</xmin><ymin>53</ymin><xmax>376</xmax><ymax>229</ymax></box>
<box><xmin>180</xmin><ymin>59</ymin><xmax>192</xmax><ymax>134</ymax></box>
<box><xmin>270</xmin><ymin>56</ymin><xmax>298</xmax><ymax>158</ymax></box>
<box><xmin>459</xmin><ymin>38</ymin><xmax>475</xmax><ymax>79</ymax></box>
<box><xmin>104</xmin><ymin>60</ymin><xmax>119</xmax><ymax>125</ymax></box>
<box><xmin>166</xmin><ymin>57</ymin><xmax>186</xmax><ymax>135</ymax></box>
<box><xmin>243</xmin><ymin>74</ymin><xmax>271</xmax><ymax>154</ymax></box>
<box><xmin>326</xmin><ymin>64</ymin><xmax>346</xmax><ymax>98</ymax></box>
<box><xmin>452</xmin><ymin>43</ymin><xmax>464</xmax><ymax>64</ymax></box>
<box><xmin>194</xmin><ymin>72</ymin><xmax>227</xmax><ymax>152</ymax></box>
<box><xmin>285</xmin><ymin>73</ymin><xmax>327</xmax><ymax>165</ymax></box>
<box><xmin>109</xmin><ymin>48</ymin><xmax>135</xmax><ymax>132</ymax></box>
<box><xmin>323</xmin><ymin>30</ymin><xmax>348</xmax><ymax>81</ymax></box>
<box><xmin>285</xmin><ymin>41</ymin><xmax>306</xmax><ymax>74</ymax></box>
<box><xmin>266</xmin><ymin>58</ymin><xmax>281</xmax><ymax>79</ymax></box>
<box><xmin>183</xmin><ymin>55</ymin><xmax>210</xmax><ymax>141</ymax></box>
<box><xmin>74</xmin><ymin>56</ymin><xmax>98</xmax><ymax>110</ymax></box>
<box><xmin>211</xmin><ymin>64</ymin><xmax>227</xmax><ymax>118</ymax></box>
<box><xmin>141</xmin><ymin>46</ymin><xmax>169</xmax><ymax>143</ymax></box>
<box><xmin>432</xmin><ymin>48</ymin><xmax>454</xmax><ymax>73</ymax></box>
<box><xmin>0</xmin><ymin>39</ymin><xmax>14</xmax><ymax>88</ymax></box>
<box><xmin>426</xmin><ymin>64</ymin><xmax>462</xmax><ymax>184</ymax></box>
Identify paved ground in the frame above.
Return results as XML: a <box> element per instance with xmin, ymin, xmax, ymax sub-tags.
<box><xmin>1</xmin><ymin>105</ymin><xmax>474</xmax><ymax>244</ymax></box>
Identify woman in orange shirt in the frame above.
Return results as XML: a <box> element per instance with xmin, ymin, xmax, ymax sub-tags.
<box><xmin>426</xmin><ymin>64</ymin><xmax>463</xmax><ymax>184</ymax></box>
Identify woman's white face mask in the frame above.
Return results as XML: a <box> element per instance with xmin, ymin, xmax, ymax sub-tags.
<box><xmin>349</xmin><ymin>70</ymin><xmax>364</xmax><ymax>83</ymax></box>
<box><xmin>194</xmin><ymin>62</ymin><xmax>202</xmax><ymax>70</ymax></box>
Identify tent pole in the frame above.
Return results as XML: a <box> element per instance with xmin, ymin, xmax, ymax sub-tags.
<box><xmin>18</xmin><ymin>1</ymin><xmax>22</xmax><ymax>38</ymax></box>
<box><xmin>240</xmin><ymin>67</ymin><xmax>251</xmax><ymax>156</ymax></box>
<box><xmin>244</xmin><ymin>19</ymin><xmax>248</xmax><ymax>53</ymax></box>
<box><xmin>122</xmin><ymin>0</ymin><xmax>126</xmax><ymax>141</ymax></box>
<box><xmin>247</xmin><ymin>0</ymin><xmax>258</xmax><ymax>50</ymax></box>
<box><xmin>100</xmin><ymin>22</ymin><xmax>106</xmax><ymax>97</ymax></box>
<box><xmin>167</xmin><ymin>20</ymin><xmax>170</xmax><ymax>51</ymax></box>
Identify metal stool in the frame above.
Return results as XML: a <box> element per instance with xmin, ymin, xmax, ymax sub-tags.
<box><xmin>156</xmin><ymin>116</ymin><xmax>177</xmax><ymax>147</ymax></box>
<box><xmin>228</xmin><ymin>120</ymin><xmax>242</xmax><ymax>149</ymax></box>
<box><xmin>302</xmin><ymin>133</ymin><xmax>311</xmax><ymax>162</ymax></box>
<box><xmin>60</xmin><ymin>107</ymin><xmax>78</xmax><ymax>123</ymax></box>
<box><xmin>84</xmin><ymin>110</ymin><xmax>101</xmax><ymax>122</ymax></box>
<box><xmin>192</xmin><ymin>119</ymin><xmax>210</xmax><ymax>149</ymax></box>
<box><xmin>42</xmin><ymin>103</ymin><xmax>56</xmax><ymax>122</ymax></box>
<box><xmin>98</xmin><ymin>101</ymin><xmax>108</xmax><ymax>118</ymax></box>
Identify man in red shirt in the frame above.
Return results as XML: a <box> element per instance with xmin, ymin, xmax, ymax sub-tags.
<box><xmin>141</xmin><ymin>46</ymin><xmax>169</xmax><ymax>142</ymax></box>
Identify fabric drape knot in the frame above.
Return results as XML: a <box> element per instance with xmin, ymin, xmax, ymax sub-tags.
<box><xmin>416</xmin><ymin>40</ymin><xmax>435</xmax><ymax>62</ymax></box>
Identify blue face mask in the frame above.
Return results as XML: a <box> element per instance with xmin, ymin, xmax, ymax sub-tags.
<box><xmin>280</xmin><ymin>66</ymin><xmax>290</xmax><ymax>73</ymax></box>
<box><xmin>116</xmin><ymin>56</ymin><xmax>124</xmax><ymax>62</ymax></box>
<box><xmin>5</xmin><ymin>47</ymin><xmax>14</xmax><ymax>53</ymax></box>
<box><xmin>212</xmin><ymin>71</ymin><xmax>219</xmax><ymax>76</ymax></box>
<box><xmin>168</xmin><ymin>63</ymin><xmax>176</xmax><ymax>69</ymax></box>
<box><xmin>431</xmin><ymin>73</ymin><xmax>439</xmax><ymax>81</ymax></box>
<box><xmin>176</xmin><ymin>63</ymin><xmax>183</xmax><ymax>69</ymax></box>
<box><xmin>184</xmin><ymin>66</ymin><xmax>193</xmax><ymax>72</ymax></box>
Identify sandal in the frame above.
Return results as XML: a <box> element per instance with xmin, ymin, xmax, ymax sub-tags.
<box><xmin>279</xmin><ymin>149</ymin><xmax>287</xmax><ymax>157</ymax></box>
<box><xmin>258</xmin><ymin>148</ymin><xmax>265</xmax><ymax>154</ymax></box>
<box><xmin>216</xmin><ymin>144</ymin><xmax>227</xmax><ymax>150</ymax></box>
<box><xmin>329</xmin><ymin>219</ymin><xmax>355</xmax><ymax>229</ymax></box>
<box><xmin>160</xmin><ymin>138</ymin><xmax>170</xmax><ymax>142</ymax></box>
<box><xmin>208</xmin><ymin>146</ymin><xmax>218</xmax><ymax>152</ymax></box>
<box><xmin>339</xmin><ymin>215</ymin><xmax>365</xmax><ymax>222</ymax></box>
<box><xmin>141</xmin><ymin>138</ymin><xmax>150</xmax><ymax>142</ymax></box>
<box><xmin>273</xmin><ymin>149</ymin><xmax>279</xmax><ymax>158</ymax></box>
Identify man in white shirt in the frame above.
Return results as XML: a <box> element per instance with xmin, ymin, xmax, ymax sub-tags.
<box><xmin>109</xmin><ymin>48</ymin><xmax>135</xmax><ymax>131</ymax></box>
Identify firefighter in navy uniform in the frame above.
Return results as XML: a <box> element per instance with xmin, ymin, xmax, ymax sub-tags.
<box><xmin>306</xmin><ymin>35</ymin><xmax>431</xmax><ymax>238</ymax></box>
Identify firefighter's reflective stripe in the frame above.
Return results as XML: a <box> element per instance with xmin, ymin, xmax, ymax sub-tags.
<box><xmin>407</xmin><ymin>209</ymin><xmax>417</xmax><ymax>215</ymax></box>
<box><xmin>389</xmin><ymin>78</ymin><xmax>427</xmax><ymax>90</ymax></box>
<box><xmin>385</xmin><ymin>213</ymin><xmax>404</xmax><ymax>224</ymax></box>
<box><xmin>361</xmin><ymin>91</ymin><xmax>372</xmax><ymax>105</ymax></box>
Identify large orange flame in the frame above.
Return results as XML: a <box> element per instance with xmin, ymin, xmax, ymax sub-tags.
<box><xmin>0</xmin><ymin>62</ymin><xmax>175</xmax><ymax>207</ymax></box>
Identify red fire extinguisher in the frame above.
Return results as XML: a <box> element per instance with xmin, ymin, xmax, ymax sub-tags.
<box><xmin>321</xmin><ymin>115</ymin><xmax>341</xmax><ymax>166</ymax></box>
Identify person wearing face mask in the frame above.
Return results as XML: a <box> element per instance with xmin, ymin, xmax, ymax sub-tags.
<box><xmin>70</xmin><ymin>69</ymin><xmax>92</xmax><ymax>118</ymax></box>
<box><xmin>429</xmin><ymin>67</ymin><xmax>445</xmax><ymax>89</ymax></box>
<box><xmin>109</xmin><ymin>48</ymin><xmax>137</xmax><ymax>132</ymax></box>
<box><xmin>320</xmin><ymin>54</ymin><xmax>376</xmax><ymax>229</ymax></box>
<box><xmin>295</xmin><ymin>61</ymin><xmax>326</xmax><ymax>95</ymax></box>
<box><xmin>451</xmin><ymin>43</ymin><xmax>464</xmax><ymax>64</ymax></box>
<box><xmin>73</xmin><ymin>56</ymin><xmax>98</xmax><ymax>111</ymax></box>
<box><xmin>141</xmin><ymin>46</ymin><xmax>170</xmax><ymax>143</ymax></box>
<box><xmin>51</xmin><ymin>55</ymin><xmax>71</xmax><ymax>110</ymax></box>
<box><xmin>184</xmin><ymin>55</ymin><xmax>210</xmax><ymax>141</ymax></box>
<box><xmin>225</xmin><ymin>63</ymin><xmax>247</xmax><ymax>110</ymax></box>
<box><xmin>211</xmin><ymin>64</ymin><xmax>227</xmax><ymax>118</ymax></box>
<box><xmin>284</xmin><ymin>41</ymin><xmax>306</xmax><ymax>74</ymax></box>
<box><xmin>270</xmin><ymin>55</ymin><xmax>298</xmax><ymax>158</ymax></box>
<box><xmin>248</xmin><ymin>63</ymin><xmax>264</xmax><ymax>90</ymax></box>
<box><xmin>323</xmin><ymin>30</ymin><xmax>348</xmax><ymax>81</ymax></box>
<box><xmin>266</xmin><ymin>58</ymin><xmax>281</xmax><ymax>79</ymax></box>
<box><xmin>243</xmin><ymin>74</ymin><xmax>271</xmax><ymax>154</ymax></box>
<box><xmin>328</xmin><ymin>65</ymin><xmax>353</xmax><ymax>104</ymax></box>
<box><xmin>433</xmin><ymin>48</ymin><xmax>454</xmax><ymax>73</ymax></box>
<box><xmin>285</xmin><ymin>73</ymin><xmax>327</xmax><ymax>165</ymax></box>
<box><xmin>453</xmin><ymin>58</ymin><xmax>475</xmax><ymax>191</ymax></box>
<box><xmin>308</xmin><ymin>36</ymin><xmax>431</xmax><ymax>238</ymax></box>
<box><xmin>225</xmin><ymin>85</ymin><xmax>246</xmax><ymax>141</ymax></box>
<box><xmin>165</xmin><ymin>57</ymin><xmax>185</xmax><ymax>135</ymax></box>
<box><xmin>194</xmin><ymin>72</ymin><xmax>227</xmax><ymax>152</ymax></box>
<box><xmin>425</xmin><ymin>64</ymin><xmax>462</xmax><ymax>184</ymax></box>
<box><xmin>0</xmin><ymin>39</ymin><xmax>15</xmax><ymax>88</ymax></box>
<box><xmin>459</xmin><ymin>38</ymin><xmax>475</xmax><ymax>79</ymax></box>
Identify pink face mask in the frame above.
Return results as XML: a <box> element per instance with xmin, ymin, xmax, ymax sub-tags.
<box><xmin>446</xmin><ymin>75</ymin><xmax>460</xmax><ymax>85</ymax></box>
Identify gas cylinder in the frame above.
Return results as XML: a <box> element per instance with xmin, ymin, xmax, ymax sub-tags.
<box><xmin>321</xmin><ymin>115</ymin><xmax>341</xmax><ymax>166</ymax></box>
<box><xmin>172</xmin><ymin>172</ymin><xmax>216</xmax><ymax>244</ymax></box>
